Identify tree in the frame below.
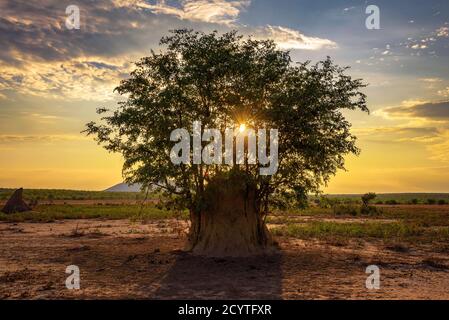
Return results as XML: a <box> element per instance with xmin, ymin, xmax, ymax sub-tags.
<box><xmin>85</xmin><ymin>29</ymin><xmax>368</xmax><ymax>256</ymax></box>
<box><xmin>361</xmin><ymin>192</ymin><xmax>376</xmax><ymax>207</ymax></box>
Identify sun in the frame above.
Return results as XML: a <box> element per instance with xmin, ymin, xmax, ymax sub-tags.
<box><xmin>239</xmin><ymin>123</ymin><xmax>246</xmax><ymax>133</ymax></box>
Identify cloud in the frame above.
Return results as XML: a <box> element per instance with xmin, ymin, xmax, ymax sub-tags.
<box><xmin>0</xmin><ymin>0</ymin><xmax>338</xmax><ymax>103</ymax></box>
<box><xmin>438</xmin><ymin>87</ymin><xmax>449</xmax><ymax>97</ymax></box>
<box><xmin>0</xmin><ymin>0</ymin><xmax>190</xmax><ymax>101</ymax></box>
<box><xmin>343</xmin><ymin>6</ymin><xmax>356</xmax><ymax>12</ymax></box>
<box><xmin>355</xmin><ymin>125</ymin><xmax>449</xmax><ymax>165</ymax></box>
<box><xmin>0</xmin><ymin>58</ymin><xmax>131</xmax><ymax>101</ymax></box>
<box><xmin>24</xmin><ymin>112</ymin><xmax>60</xmax><ymax>120</ymax></box>
<box><xmin>383</xmin><ymin>101</ymin><xmax>449</xmax><ymax>120</ymax></box>
<box><xmin>136</xmin><ymin>1</ymin><xmax>337</xmax><ymax>50</ymax></box>
<box><xmin>354</xmin><ymin>126</ymin><xmax>441</xmax><ymax>143</ymax></box>
<box><xmin>411</xmin><ymin>44</ymin><xmax>427</xmax><ymax>49</ymax></box>
<box><xmin>253</xmin><ymin>25</ymin><xmax>337</xmax><ymax>50</ymax></box>
<box><xmin>436</xmin><ymin>26</ymin><xmax>449</xmax><ymax>37</ymax></box>
<box><xmin>419</xmin><ymin>77</ymin><xmax>444</xmax><ymax>90</ymax></box>
<box><xmin>136</xmin><ymin>0</ymin><xmax>250</xmax><ymax>25</ymax></box>
<box><xmin>420</xmin><ymin>77</ymin><xmax>442</xmax><ymax>83</ymax></box>
<box><xmin>0</xmin><ymin>134</ymin><xmax>88</xmax><ymax>143</ymax></box>
<box><xmin>0</xmin><ymin>0</ymin><xmax>176</xmax><ymax>65</ymax></box>
<box><xmin>395</xmin><ymin>23</ymin><xmax>449</xmax><ymax>58</ymax></box>
<box><xmin>430</xmin><ymin>130</ymin><xmax>449</xmax><ymax>162</ymax></box>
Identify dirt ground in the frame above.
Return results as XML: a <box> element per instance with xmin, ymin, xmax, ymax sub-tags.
<box><xmin>0</xmin><ymin>218</ymin><xmax>448</xmax><ymax>299</ymax></box>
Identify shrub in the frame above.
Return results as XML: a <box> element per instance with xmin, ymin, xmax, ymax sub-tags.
<box><xmin>29</xmin><ymin>198</ymin><xmax>39</xmax><ymax>207</ymax></box>
<box><xmin>409</xmin><ymin>198</ymin><xmax>419</xmax><ymax>205</ymax></box>
<box><xmin>361</xmin><ymin>192</ymin><xmax>376</xmax><ymax>206</ymax></box>
<box><xmin>360</xmin><ymin>205</ymin><xmax>382</xmax><ymax>216</ymax></box>
<box><xmin>438</xmin><ymin>199</ymin><xmax>447</xmax><ymax>205</ymax></box>
<box><xmin>427</xmin><ymin>199</ymin><xmax>436</xmax><ymax>205</ymax></box>
<box><xmin>385</xmin><ymin>199</ymin><xmax>398</xmax><ymax>205</ymax></box>
<box><xmin>332</xmin><ymin>204</ymin><xmax>359</xmax><ymax>216</ymax></box>
<box><xmin>317</xmin><ymin>196</ymin><xmax>340</xmax><ymax>208</ymax></box>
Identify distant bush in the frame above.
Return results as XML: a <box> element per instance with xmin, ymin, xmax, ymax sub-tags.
<box><xmin>332</xmin><ymin>203</ymin><xmax>381</xmax><ymax>216</ymax></box>
<box><xmin>409</xmin><ymin>198</ymin><xmax>419</xmax><ymax>205</ymax></box>
<box><xmin>317</xmin><ymin>197</ymin><xmax>341</xmax><ymax>209</ymax></box>
<box><xmin>29</xmin><ymin>198</ymin><xmax>39</xmax><ymax>207</ymax></box>
<box><xmin>360</xmin><ymin>205</ymin><xmax>382</xmax><ymax>216</ymax></box>
<box><xmin>333</xmin><ymin>204</ymin><xmax>359</xmax><ymax>216</ymax></box>
<box><xmin>375</xmin><ymin>200</ymin><xmax>383</xmax><ymax>205</ymax></box>
<box><xmin>268</xmin><ymin>190</ymin><xmax>309</xmax><ymax>210</ymax></box>
<box><xmin>438</xmin><ymin>199</ymin><xmax>447</xmax><ymax>205</ymax></box>
<box><xmin>385</xmin><ymin>200</ymin><xmax>398</xmax><ymax>205</ymax></box>
<box><xmin>361</xmin><ymin>192</ymin><xmax>376</xmax><ymax>206</ymax></box>
<box><xmin>427</xmin><ymin>199</ymin><xmax>436</xmax><ymax>205</ymax></box>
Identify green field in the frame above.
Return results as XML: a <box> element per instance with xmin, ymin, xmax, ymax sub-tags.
<box><xmin>2</xmin><ymin>188</ymin><xmax>449</xmax><ymax>204</ymax></box>
<box><xmin>318</xmin><ymin>193</ymin><xmax>449</xmax><ymax>204</ymax></box>
<box><xmin>1</xmin><ymin>200</ymin><xmax>448</xmax><ymax>245</ymax></box>
<box><xmin>271</xmin><ymin>220</ymin><xmax>449</xmax><ymax>243</ymax></box>
<box><xmin>268</xmin><ymin>203</ymin><xmax>449</xmax><ymax>244</ymax></box>
<box><xmin>0</xmin><ymin>188</ymin><xmax>146</xmax><ymax>201</ymax></box>
<box><xmin>0</xmin><ymin>204</ymin><xmax>187</xmax><ymax>222</ymax></box>
<box><xmin>1</xmin><ymin>188</ymin><xmax>449</xmax><ymax>245</ymax></box>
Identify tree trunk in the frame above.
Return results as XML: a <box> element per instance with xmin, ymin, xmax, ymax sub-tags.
<box><xmin>187</xmin><ymin>172</ymin><xmax>276</xmax><ymax>257</ymax></box>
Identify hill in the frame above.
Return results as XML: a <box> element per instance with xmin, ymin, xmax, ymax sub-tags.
<box><xmin>104</xmin><ymin>183</ymin><xmax>142</xmax><ymax>192</ymax></box>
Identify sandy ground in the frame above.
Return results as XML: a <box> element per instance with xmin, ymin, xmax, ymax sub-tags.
<box><xmin>0</xmin><ymin>218</ymin><xmax>448</xmax><ymax>300</ymax></box>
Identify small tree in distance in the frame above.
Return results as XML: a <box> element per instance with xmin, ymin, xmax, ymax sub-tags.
<box><xmin>361</xmin><ymin>192</ymin><xmax>377</xmax><ymax>207</ymax></box>
<box><xmin>85</xmin><ymin>29</ymin><xmax>368</xmax><ymax>256</ymax></box>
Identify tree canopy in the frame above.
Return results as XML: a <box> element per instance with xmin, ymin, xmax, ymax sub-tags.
<box><xmin>85</xmin><ymin>29</ymin><xmax>368</xmax><ymax>213</ymax></box>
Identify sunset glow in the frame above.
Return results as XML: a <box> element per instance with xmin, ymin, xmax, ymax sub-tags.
<box><xmin>1</xmin><ymin>0</ymin><xmax>448</xmax><ymax>192</ymax></box>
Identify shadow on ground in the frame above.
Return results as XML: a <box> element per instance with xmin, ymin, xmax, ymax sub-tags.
<box><xmin>154</xmin><ymin>251</ymin><xmax>283</xmax><ymax>299</ymax></box>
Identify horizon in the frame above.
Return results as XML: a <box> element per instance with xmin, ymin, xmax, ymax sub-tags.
<box><xmin>3</xmin><ymin>185</ymin><xmax>449</xmax><ymax>195</ymax></box>
<box><xmin>1</xmin><ymin>0</ymin><xmax>449</xmax><ymax>192</ymax></box>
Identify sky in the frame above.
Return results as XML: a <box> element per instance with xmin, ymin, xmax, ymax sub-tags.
<box><xmin>0</xmin><ymin>0</ymin><xmax>449</xmax><ymax>192</ymax></box>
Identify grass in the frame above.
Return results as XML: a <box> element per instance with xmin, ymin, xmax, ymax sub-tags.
<box><xmin>372</xmin><ymin>206</ymin><xmax>449</xmax><ymax>227</ymax></box>
<box><xmin>272</xmin><ymin>204</ymin><xmax>449</xmax><ymax>223</ymax></box>
<box><xmin>271</xmin><ymin>221</ymin><xmax>449</xmax><ymax>243</ymax></box>
<box><xmin>0</xmin><ymin>188</ymin><xmax>147</xmax><ymax>201</ymax></box>
<box><xmin>315</xmin><ymin>193</ymin><xmax>449</xmax><ymax>204</ymax></box>
<box><xmin>1</xmin><ymin>193</ymin><xmax>449</xmax><ymax>245</ymax></box>
<box><xmin>0</xmin><ymin>204</ymin><xmax>188</xmax><ymax>222</ymax></box>
<box><xmin>269</xmin><ymin>204</ymin><xmax>449</xmax><ymax>243</ymax></box>
<box><xmin>3</xmin><ymin>188</ymin><xmax>449</xmax><ymax>204</ymax></box>
<box><xmin>271</xmin><ymin>206</ymin><xmax>333</xmax><ymax>217</ymax></box>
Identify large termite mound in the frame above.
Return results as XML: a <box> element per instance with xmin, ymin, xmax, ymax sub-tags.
<box><xmin>1</xmin><ymin>188</ymin><xmax>31</xmax><ymax>214</ymax></box>
<box><xmin>188</xmin><ymin>171</ymin><xmax>276</xmax><ymax>257</ymax></box>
